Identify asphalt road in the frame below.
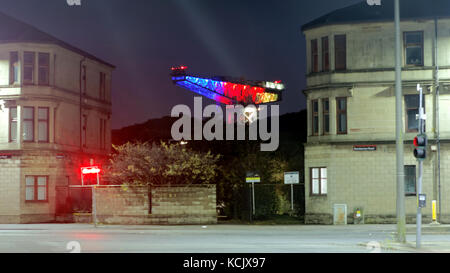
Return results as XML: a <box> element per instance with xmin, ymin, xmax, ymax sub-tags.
<box><xmin>0</xmin><ymin>223</ymin><xmax>438</xmax><ymax>253</ymax></box>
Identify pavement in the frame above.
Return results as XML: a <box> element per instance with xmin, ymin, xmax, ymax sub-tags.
<box><xmin>345</xmin><ymin>223</ymin><xmax>450</xmax><ymax>253</ymax></box>
<box><xmin>0</xmin><ymin>223</ymin><xmax>449</xmax><ymax>253</ymax></box>
<box><xmin>372</xmin><ymin>223</ymin><xmax>450</xmax><ymax>253</ymax></box>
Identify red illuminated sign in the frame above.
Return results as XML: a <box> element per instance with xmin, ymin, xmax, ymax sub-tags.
<box><xmin>81</xmin><ymin>166</ymin><xmax>101</xmax><ymax>174</ymax></box>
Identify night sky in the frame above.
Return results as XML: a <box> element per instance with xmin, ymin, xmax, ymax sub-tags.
<box><xmin>0</xmin><ymin>0</ymin><xmax>363</xmax><ymax>129</ymax></box>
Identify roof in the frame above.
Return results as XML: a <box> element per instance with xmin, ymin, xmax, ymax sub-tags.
<box><xmin>301</xmin><ymin>0</ymin><xmax>450</xmax><ymax>31</ymax></box>
<box><xmin>0</xmin><ymin>11</ymin><xmax>115</xmax><ymax>68</ymax></box>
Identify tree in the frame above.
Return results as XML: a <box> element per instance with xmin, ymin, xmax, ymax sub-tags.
<box><xmin>108</xmin><ymin>142</ymin><xmax>220</xmax><ymax>186</ymax></box>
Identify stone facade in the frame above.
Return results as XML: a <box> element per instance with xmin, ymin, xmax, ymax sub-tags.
<box><xmin>0</xmin><ymin>14</ymin><xmax>114</xmax><ymax>223</ymax></box>
<box><xmin>75</xmin><ymin>185</ymin><xmax>217</xmax><ymax>225</ymax></box>
<box><xmin>302</xmin><ymin>7</ymin><xmax>450</xmax><ymax>224</ymax></box>
<box><xmin>305</xmin><ymin>143</ymin><xmax>449</xmax><ymax>224</ymax></box>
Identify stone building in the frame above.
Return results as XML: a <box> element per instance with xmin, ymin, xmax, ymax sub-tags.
<box><xmin>302</xmin><ymin>0</ymin><xmax>450</xmax><ymax>224</ymax></box>
<box><xmin>0</xmin><ymin>12</ymin><xmax>114</xmax><ymax>223</ymax></box>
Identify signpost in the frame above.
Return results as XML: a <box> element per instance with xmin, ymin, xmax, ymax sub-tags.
<box><xmin>284</xmin><ymin>171</ymin><xmax>299</xmax><ymax>211</ymax></box>
<box><xmin>246</xmin><ymin>172</ymin><xmax>260</xmax><ymax>217</ymax></box>
<box><xmin>73</xmin><ymin>164</ymin><xmax>102</xmax><ymax>227</ymax></box>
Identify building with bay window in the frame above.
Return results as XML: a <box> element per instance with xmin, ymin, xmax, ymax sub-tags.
<box><xmin>0</xmin><ymin>12</ymin><xmax>114</xmax><ymax>223</ymax></box>
<box><xmin>302</xmin><ymin>0</ymin><xmax>450</xmax><ymax>224</ymax></box>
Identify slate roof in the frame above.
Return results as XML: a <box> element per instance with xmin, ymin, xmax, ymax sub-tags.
<box><xmin>301</xmin><ymin>0</ymin><xmax>450</xmax><ymax>31</ymax></box>
<box><xmin>0</xmin><ymin>11</ymin><xmax>115</xmax><ymax>68</ymax></box>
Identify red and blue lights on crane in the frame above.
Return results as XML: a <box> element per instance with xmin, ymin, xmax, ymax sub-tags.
<box><xmin>170</xmin><ymin>66</ymin><xmax>283</xmax><ymax>105</ymax></box>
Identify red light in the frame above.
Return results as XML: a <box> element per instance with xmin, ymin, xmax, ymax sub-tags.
<box><xmin>81</xmin><ymin>166</ymin><xmax>101</xmax><ymax>174</ymax></box>
<box><xmin>171</xmin><ymin>65</ymin><xmax>187</xmax><ymax>70</ymax></box>
<box><xmin>413</xmin><ymin>137</ymin><xmax>418</xmax><ymax>147</ymax></box>
<box><xmin>274</xmin><ymin>80</ymin><xmax>281</xmax><ymax>84</ymax></box>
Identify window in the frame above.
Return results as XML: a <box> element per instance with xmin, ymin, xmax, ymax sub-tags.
<box><xmin>23</xmin><ymin>52</ymin><xmax>35</xmax><ymax>84</ymax></box>
<box><xmin>405</xmin><ymin>94</ymin><xmax>425</xmax><ymax>132</ymax></box>
<box><xmin>38</xmin><ymin>107</ymin><xmax>49</xmax><ymax>142</ymax></box>
<box><xmin>336</xmin><ymin>97</ymin><xmax>347</xmax><ymax>134</ymax></box>
<box><xmin>25</xmin><ymin>176</ymin><xmax>48</xmax><ymax>202</ymax></box>
<box><xmin>38</xmin><ymin>53</ymin><xmax>50</xmax><ymax>85</ymax></box>
<box><xmin>311</xmin><ymin>100</ymin><xmax>319</xmax><ymax>136</ymax></box>
<box><xmin>9</xmin><ymin>52</ymin><xmax>19</xmax><ymax>85</ymax></box>
<box><xmin>322</xmin><ymin>98</ymin><xmax>330</xmax><ymax>134</ymax></box>
<box><xmin>9</xmin><ymin>107</ymin><xmax>17</xmax><ymax>142</ymax></box>
<box><xmin>322</xmin><ymin>37</ymin><xmax>329</xmax><ymax>72</ymax></box>
<box><xmin>404</xmin><ymin>165</ymin><xmax>416</xmax><ymax>196</ymax></box>
<box><xmin>334</xmin><ymin>35</ymin><xmax>346</xmax><ymax>71</ymax></box>
<box><xmin>99</xmin><ymin>118</ymin><xmax>106</xmax><ymax>149</ymax></box>
<box><xmin>311</xmin><ymin>39</ymin><xmax>318</xmax><ymax>73</ymax></box>
<box><xmin>82</xmin><ymin>65</ymin><xmax>87</xmax><ymax>94</ymax></box>
<box><xmin>404</xmin><ymin>31</ymin><xmax>423</xmax><ymax>66</ymax></box>
<box><xmin>99</xmin><ymin>72</ymin><xmax>106</xmax><ymax>100</ymax></box>
<box><xmin>311</xmin><ymin>167</ymin><xmax>327</xmax><ymax>196</ymax></box>
<box><xmin>23</xmin><ymin>107</ymin><xmax>34</xmax><ymax>142</ymax></box>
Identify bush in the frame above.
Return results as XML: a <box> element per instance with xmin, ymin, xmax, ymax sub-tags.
<box><xmin>108</xmin><ymin>142</ymin><xmax>220</xmax><ymax>186</ymax></box>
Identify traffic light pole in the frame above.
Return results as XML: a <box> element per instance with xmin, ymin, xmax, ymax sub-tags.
<box><xmin>417</xmin><ymin>159</ymin><xmax>423</xmax><ymax>248</ymax></box>
<box><xmin>416</xmin><ymin>84</ymin><xmax>425</xmax><ymax>248</ymax></box>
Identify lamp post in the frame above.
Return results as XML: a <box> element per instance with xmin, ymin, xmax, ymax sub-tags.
<box><xmin>394</xmin><ymin>0</ymin><xmax>406</xmax><ymax>243</ymax></box>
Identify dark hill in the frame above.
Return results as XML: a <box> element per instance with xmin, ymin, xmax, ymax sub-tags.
<box><xmin>112</xmin><ymin>110</ymin><xmax>307</xmax><ymax>146</ymax></box>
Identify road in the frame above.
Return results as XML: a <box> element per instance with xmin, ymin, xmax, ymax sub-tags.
<box><xmin>0</xmin><ymin>223</ymin><xmax>448</xmax><ymax>253</ymax></box>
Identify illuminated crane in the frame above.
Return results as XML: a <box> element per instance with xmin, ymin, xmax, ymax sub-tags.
<box><xmin>170</xmin><ymin>66</ymin><xmax>284</xmax><ymax>105</ymax></box>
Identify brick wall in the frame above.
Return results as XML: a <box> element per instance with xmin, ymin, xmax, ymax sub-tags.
<box><xmin>87</xmin><ymin>185</ymin><xmax>217</xmax><ymax>225</ymax></box>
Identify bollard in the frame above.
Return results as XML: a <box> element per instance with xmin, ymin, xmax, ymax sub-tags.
<box><xmin>432</xmin><ymin>200</ymin><xmax>437</xmax><ymax>223</ymax></box>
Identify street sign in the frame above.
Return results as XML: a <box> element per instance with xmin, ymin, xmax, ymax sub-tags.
<box><xmin>353</xmin><ymin>145</ymin><xmax>376</xmax><ymax>151</ymax></box>
<box><xmin>245</xmin><ymin>171</ymin><xmax>260</xmax><ymax>218</ymax></box>
<box><xmin>246</xmin><ymin>177</ymin><xmax>260</xmax><ymax>183</ymax></box>
<box><xmin>0</xmin><ymin>154</ymin><xmax>12</xmax><ymax>159</ymax></box>
<box><xmin>418</xmin><ymin>194</ymin><xmax>426</xmax><ymax>208</ymax></box>
<box><xmin>284</xmin><ymin>171</ymin><xmax>300</xmax><ymax>212</ymax></box>
<box><xmin>246</xmin><ymin>171</ymin><xmax>260</xmax><ymax>183</ymax></box>
<box><xmin>284</xmin><ymin>171</ymin><xmax>299</xmax><ymax>184</ymax></box>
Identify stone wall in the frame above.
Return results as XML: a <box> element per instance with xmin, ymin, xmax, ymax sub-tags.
<box><xmin>0</xmin><ymin>155</ymin><xmax>21</xmax><ymax>223</ymax></box>
<box><xmin>150</xmin><ymin>185</ymin><xmax>217</xmax><ymax>224</ymax></box>
<box><xmin>88</xmin><ymin>185</ymin><xmax>217</xmax><ymax>225</ymax></box>
<box><xmin>94</xmin><ymin>186</ymin><xmax>150</xmax><ymax>225</ymax></box>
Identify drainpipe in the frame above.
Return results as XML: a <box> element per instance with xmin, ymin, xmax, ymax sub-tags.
<box><xmin>80</xmin><ymin>57</ymin><xmax>86</xmax><ymax>152</ymax></box>
<box><xmin>434</xmin><ymin>17</ymin><xmax>441</xmax><ymax>223</ymax></box>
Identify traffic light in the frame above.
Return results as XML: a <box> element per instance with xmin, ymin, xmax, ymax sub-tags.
<box><xmin>413</xmin><ymin>134</ymin><xmax>427</xmax><ymax>160</ymax></box>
